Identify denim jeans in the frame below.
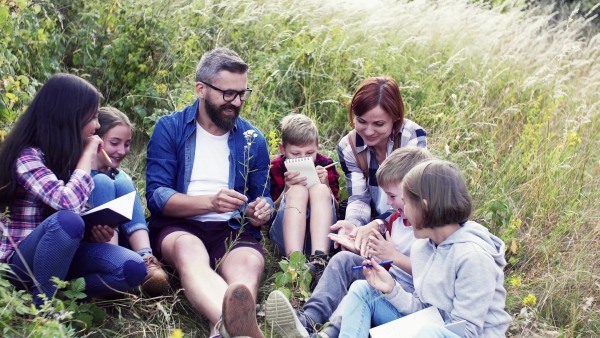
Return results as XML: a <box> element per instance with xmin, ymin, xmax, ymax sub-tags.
<box><xmin>90</xmin><ymin>174</ymin><xmax>148</xmax><ymax>238</ymax></box>
<box><xmin>301</xmin><ymin>251</ymin><xmax>366</xmax><ymax>334</ymax></box>
<box><xmin>8</xmin><ymin>210</ymin><xmax>146</xmax><ymax>307</ymax></box>
<box><xmin>339</xmin><ymin>280</ymin><xmax>403</xmax><ymax>338</ymax></box>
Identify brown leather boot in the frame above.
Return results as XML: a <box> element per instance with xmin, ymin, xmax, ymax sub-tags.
<box><xmin>141</xmin><ymin>255</ymin><xmax>170</xmax><ymax>296</ymax></box>
<box><xmin>221</xmin><ymin>283</ymin><xmax>264</xmax><ymax>338</ymax></box>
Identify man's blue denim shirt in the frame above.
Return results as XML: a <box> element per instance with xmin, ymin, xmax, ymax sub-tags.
<box><xmin>145</xmin><ymin>99</ymin><xmax>273</xmax><ymax>239</ymax></box>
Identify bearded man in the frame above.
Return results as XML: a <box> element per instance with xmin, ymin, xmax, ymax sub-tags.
<box><xmin>146</xmin><ymin>47</ymin><xmax>272</xmax><ymax>338</ymax></box>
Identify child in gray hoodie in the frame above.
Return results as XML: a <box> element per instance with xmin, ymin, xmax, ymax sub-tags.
<box><xmin>339</xmin><ymin>160</ymin><xmax>512</xmax><ymax>338</ymax></box>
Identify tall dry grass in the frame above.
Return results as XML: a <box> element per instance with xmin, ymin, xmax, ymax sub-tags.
<box><xmin>117</xmin><ymin>0</ymin><xmax>600</xmax><ymax>336</ymax></box>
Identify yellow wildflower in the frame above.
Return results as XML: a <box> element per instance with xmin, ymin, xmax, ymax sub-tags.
<box><xmin>508</xmin><ymin>275</ymin><xmax>522</xmax><ymax>287</ymax></box>
<box><xmin>522</xmin><ymin>293</ymin><xmax>537</xmax><ymax>307</ymax></box>
<box><xmin>566</xmin><ymin>132</ymin><xmax>581</xmax><ymax>147</ymax></box>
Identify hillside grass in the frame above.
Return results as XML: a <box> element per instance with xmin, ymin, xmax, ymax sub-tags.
<box><xmin>2</xmin><ymin>0</ymin><xmax>600</xmax><ymax>336</ymax></box>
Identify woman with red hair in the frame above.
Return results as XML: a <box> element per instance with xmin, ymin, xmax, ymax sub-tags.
<box><xmin>331</xmin><ymin>76</ymin><xmax>427</xmax><ymax>252</ymax></box>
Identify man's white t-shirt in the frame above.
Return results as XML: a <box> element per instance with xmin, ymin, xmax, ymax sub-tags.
<box><xmin>187</xmin><ymin>123</ymin><xmax>231</xmax><ymax>222</ymax></box>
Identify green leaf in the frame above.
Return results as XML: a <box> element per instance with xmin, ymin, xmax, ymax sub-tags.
<box><xmin>17</xmin><ymin>75</ymin><xmax>29</xmax><ymax>85</ymax></box>
<box><xmin>289</xmin><ymin>251</ymin><xmax>305</xmax><ymax>266</ymax></box>
<box><xmin>278</xmin><ymin>260</ymin><xmax>289</xmax><ymax>271</ymax></box>
<box><xmin>91</xmin><ymin>306</ymin><xmax>107</xmax><ymax>324</ymax></box>
<box><xmin>277</xmin><ymin>287</ymin><xmax>291</xmax><ymax>299</ymax></box>
<box><xmin>70</xmin><ymin>277</ymin><xmax>86</xmax><ymax>293</ymax></box>
<box><xmin>75</xmin><ymin>312</ymin><xmax>93</xmax><ymax>329</ymax></box>
<box><xmin>63</xmin><ymin>290</ymin><xmax>87</xmax><ymax>300</ymax></box>
<box><xmin>0</xmin><ymin>6</ymin><xmax>9</xmax><ymax>27</ymax></box>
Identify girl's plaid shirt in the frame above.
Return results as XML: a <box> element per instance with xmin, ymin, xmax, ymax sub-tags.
<box><xmin>0</xmin><ymin>147</ymin><xmax>93</xmax><ymax>263</ymax></box>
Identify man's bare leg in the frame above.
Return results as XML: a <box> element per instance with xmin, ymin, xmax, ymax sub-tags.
<box><xmin>219</xmin><ymin>246</ymin><xmax>265</xmax><ymax>300</ymax></box>
<box><xmin>161</xmin><ymin>231</ymin><xmax>227</xmax><ymax>329</ymax></box>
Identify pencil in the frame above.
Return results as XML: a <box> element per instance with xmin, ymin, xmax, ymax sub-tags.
<box><xmin>351</xmin><ymin>260</ymin><xmax>394</xmax><ymax>271</ymax></box>
<box><xmin>101</xmin><ymin>149</ymin><xmax>113</xmax><ymax>164</ymax></box>
<box><xmin>324</xmin><ymin>162</ymin><xmax>339</xmax><ymax>169</ymax></box>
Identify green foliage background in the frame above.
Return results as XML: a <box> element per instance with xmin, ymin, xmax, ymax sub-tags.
<box><xmin>1</xmin><ymin>0</ymin><xmax>600</xmax><ymax>336</ymax></box>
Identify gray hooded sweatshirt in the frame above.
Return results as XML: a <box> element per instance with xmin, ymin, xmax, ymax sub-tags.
<box><xmin>384</xmin><ymin>221</ymin><xmax>512</xmax><ymax>337</ymax></box>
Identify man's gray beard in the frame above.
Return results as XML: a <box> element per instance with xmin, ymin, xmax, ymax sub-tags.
<box><xmin>204</xmin><ymin>97</ymin><xmax>240</xmax><ymax>131</ymax></box>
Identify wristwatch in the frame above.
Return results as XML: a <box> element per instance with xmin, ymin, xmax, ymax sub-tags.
<box><xmin>374</xmin><ymin>218</ymin><xmax>387</xmax><ymax>235</ymax></box>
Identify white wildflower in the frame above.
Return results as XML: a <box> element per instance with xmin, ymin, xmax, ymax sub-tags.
<box><xmin>243</xmin><ymin>130</ymin><xmax>258</xmax><ymax>142</ymax></box>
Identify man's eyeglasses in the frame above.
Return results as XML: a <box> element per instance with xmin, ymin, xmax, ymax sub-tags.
<box><xmin>201</xmin><ymin>82</ymin><xmax>252</xmax><ymax>102</ymax></box>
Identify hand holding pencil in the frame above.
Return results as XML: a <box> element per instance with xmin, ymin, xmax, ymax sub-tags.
<box><xmin>316</xmin><ymin>162</ymin><xmax>338</xmax><ymax>185</ymax></box>
<box><xmin>361</xmin><ymin>258</ymin><xmax>396</xmax><ymax>294</ymax></box>
<box><xmin>324</xmin><ymin>161</ymin><xmax>339</xmax><ymax>169</ymax></box>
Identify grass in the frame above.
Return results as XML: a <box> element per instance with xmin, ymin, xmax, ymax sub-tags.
<box><xmin>3</xmin><ymin>0</ymin><xmax>600</xmax><ymax>336</ymax></box>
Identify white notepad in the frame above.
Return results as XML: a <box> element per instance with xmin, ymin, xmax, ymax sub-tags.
<box><xmin>369</xmin><ymin>306</ymin><xmax>466</xmax><ymax>338</ymax></box>
<box><xmin>81</xmin><ymin>191</ymin><xmax>135</xmax><ymax>229</ymax></box>
<box><xmin>284</xmin><ymin>156</ymin><xmax>321</xmax><ymax>189</ymax></box>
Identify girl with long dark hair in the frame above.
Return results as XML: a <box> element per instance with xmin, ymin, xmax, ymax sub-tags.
<box><xmin>0</xmin><ymin>74</ymin><xmax>146</xmax><ymax>307</ymax></box>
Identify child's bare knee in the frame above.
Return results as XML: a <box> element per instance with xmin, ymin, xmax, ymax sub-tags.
<box><xmin>286</xmin><ymin>185</ymin><xmax>309</xmax><ymax>201</ymax></box>
<box><xmin>309</xmin><ymin>183</ymin><xmax>332</xmax><ymax>199</ymax></box>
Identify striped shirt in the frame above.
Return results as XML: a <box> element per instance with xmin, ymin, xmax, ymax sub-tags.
<box><xmin>337</xmin><ymin>119</ymin><xmax>427</xmax><ymax>226</ymax></box>
<box><xmin>0</xmin><ymin>147</ymin><xmax>94</xmax><ymax>263</ymax></box>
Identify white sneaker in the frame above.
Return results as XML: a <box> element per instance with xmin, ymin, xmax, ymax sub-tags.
<box><xmin>265</xmin><ymin>290</ymin><xmax>309</xmax><ymax>338</ymax></box>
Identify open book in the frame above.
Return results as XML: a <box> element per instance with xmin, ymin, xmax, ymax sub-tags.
<box><xmin>81</xmin><ymin>191</ymin><xmax>136</xmax><ymax>229</ymax></box>
<box><xmin>369</xmin><ymin>306</ymin><xmax>466</xmax><ymax>338</ymax></box>
<box><xmin>284</xmin><ymin>156</ymin><xmax>321</xmax><ymax>189</ymax></box>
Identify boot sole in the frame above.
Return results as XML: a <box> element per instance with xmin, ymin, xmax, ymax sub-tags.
<box><xmin>222</xmin><ymin>283</ymin><xmax>264</xmax><ymax>338</ymax></box>
<box><xmin>141</xmin><ymin>272</ymin><xmax>170</xmax><ymax>295</ymax></box>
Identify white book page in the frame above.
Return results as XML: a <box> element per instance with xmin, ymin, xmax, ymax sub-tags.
<box><xmin>369</xmin><ymin>306</ymin><xmax>445</xmax><ymax>338</ymax></box>
<box><xmin>82</xmin><ymin>190</ymin><xmax>135</xmax><ymax>220</ymax></box>
<box><xmin>284</xmin><ymin>156</ymin><xmax>321</xmax><ymax>189</ymax></box>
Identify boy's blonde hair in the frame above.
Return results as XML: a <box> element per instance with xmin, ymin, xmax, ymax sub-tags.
<box><xmin>376</xmin><ymin>146</ymin><xmax>433</xmax><ymax>188</ymax></box>
<box><xmin>280</xmin><ymin>114</ymin><xmax>319</xmax><ymax>147</ymax></box>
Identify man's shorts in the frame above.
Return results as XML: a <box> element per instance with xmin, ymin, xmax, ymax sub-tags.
<box><xmin>152</xmin><ymin>217</ymin><xmax>264</xmax><ymax>269</ymax></box>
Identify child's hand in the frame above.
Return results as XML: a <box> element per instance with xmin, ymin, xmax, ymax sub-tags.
<box><xmin>330</xmin><ymin>221</ymin><xmax>357</xmax><ymax>250</ymax></box>
<box><xmin>283</xmin><ymin>171</ymin><xmax>306</xmax><ymax>191</ymax></box>
<box><xmin>365</xmin><ymin>230</ymin><xmax>395</xmax><ymax>261</ymax></box>
<box><xmin>315</xmin><ymin>165</ymin><xmax>329</xmax><ymax>185</ymax></box>
<box><xmin>89</xmin><ymin>225</ymin><xmax>114</xmax><ymax>242</ymax></box>
<box><xmin>354</xmin><ymin>221</ymin><xmax>380</xmax><ymax>257</ymax></box>
<box><xmin>362</xmin><ymin>259</ymin><xmax>396</xmax><ymax>294</ymax></box>
<box><xmin>83</xmin><ymin>135</ymin><xmax>103</xmax><ymax>159</ymax></box>
<box><xmin>328</xmin><ymin>233</ymin><xmax>359</xmax><ymax>254</ymax></box>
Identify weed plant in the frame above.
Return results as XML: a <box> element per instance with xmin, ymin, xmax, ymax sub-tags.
<box><xmin>1</xmin><ymin>0</ymin><xmax>600</xmax><ymax>336</ymax></box>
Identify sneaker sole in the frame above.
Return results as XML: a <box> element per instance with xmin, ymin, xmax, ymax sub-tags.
<box><xmin>265</xmin><ymin>291</ymin><xmax>308</xmax><ymax>338</ymax></box>
<box><xmin>222</xmin><ymin>283</ymin><xmax>264</xmax><ymax>338</ymax></box>
<box><xmin>141</xmin><ymin>273</ymin><xmax>170</xmax><ymax>295</ymax></box>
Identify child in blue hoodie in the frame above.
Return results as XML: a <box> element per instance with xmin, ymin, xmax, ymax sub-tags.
<box><xmin>339</xmin><ymin>160</ymin><xmax>511</xmax><ymax>338</ymax></box>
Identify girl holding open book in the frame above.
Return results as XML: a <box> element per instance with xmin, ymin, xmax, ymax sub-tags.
<box><xmin>0</xmin><ymin>74</ymin><xmax>146</xmax><ymax>307</ymax></box>
<box><xmin>90</xmin><ymin>107</ymin><xmax>169</xmax><ymax>295</ymax></box>
<box><xmin>339</xmin><ymin>160</ymin><xmax>511</xmax><ymax>337</ymax></box>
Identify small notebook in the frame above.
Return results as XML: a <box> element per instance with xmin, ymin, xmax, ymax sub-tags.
<box><xmin>369</xmin><ymin>306</ymin><xmax>466</xmax><ymax>338</ymax></box>
<box><xmin>81</xmin><ymin>191</ymin><xmax>136</xmax><ymax>230</ymax></box>
<box><xmin>284</xmin><ymin>156</ymin><xmax>321</xmax><ymax>189</ymax></box>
